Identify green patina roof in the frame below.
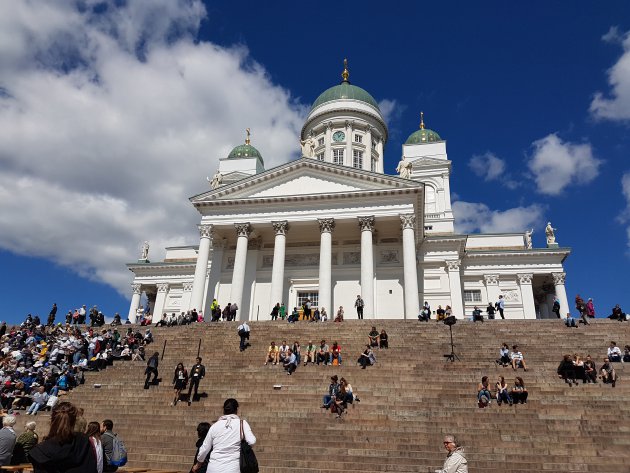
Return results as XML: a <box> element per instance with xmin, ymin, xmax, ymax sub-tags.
<box><xmin>405</xmin><ymin>128</ymin><xmax>442</xmax><ymax>144</ymax></box>
<box><xmin>311</xmin><ymin>82</ymin><xmax>380</xmax><ymax>111</ymax></box>
<box><xmin>228</xmin><ymin>144</ymin><xmax>264</xmax><ymax>164</ymax></box>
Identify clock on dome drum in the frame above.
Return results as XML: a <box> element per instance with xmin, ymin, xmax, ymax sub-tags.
<box><xmin>332</xmin><ymin>131</ymin><xmax>345</xmax><ymax>142</ymax></box>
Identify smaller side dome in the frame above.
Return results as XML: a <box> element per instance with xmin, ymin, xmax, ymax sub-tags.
<box><xmin>227</xmin><ymin>128</ymin><xmax>264</xmax><ymax>164</ymax></box>
<box><xmin>405</xmin><ymin>112</ymin><xmax>442</xmax><ymax>144</ymax></box>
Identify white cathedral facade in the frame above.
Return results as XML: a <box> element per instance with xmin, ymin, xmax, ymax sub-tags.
<box><xmin>126</xmin><ymin>63</ymin><xmax>571</xmax><ymax>322</ymax></box>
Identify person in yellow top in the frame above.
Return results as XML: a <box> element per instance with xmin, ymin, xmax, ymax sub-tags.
<box><xmin>264</xmin><ymin>341</ymin><xmax>279</xmax><ymax>365</ymax></box>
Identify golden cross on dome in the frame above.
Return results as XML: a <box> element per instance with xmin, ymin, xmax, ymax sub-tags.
<box><xmin>245</xmin><ymin>128</ymin><xmax>251</xmax><ymax>145</ymax></box>
<box><xmin>420</xmin><ymin>111</ymin><xmax>425</xmax><ymax>130</ymax></box>
<box><xmin>341</xmin><ymin>58</ymin><xmax>349</xmax><ymax>82</ymax></box>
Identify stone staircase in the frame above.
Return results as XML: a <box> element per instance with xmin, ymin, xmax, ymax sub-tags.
<box><xmin>17</xmin><ymin>319</ymin><xmax>630</xmax><ymax>472</ymax></box>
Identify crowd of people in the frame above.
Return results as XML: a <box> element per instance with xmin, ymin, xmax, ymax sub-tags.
<box><xmin>556</xmin><ymin>341</ymin><xmax>628</xmax><ymax>387</ymax></box>
<box><xmin>0</xmin><ymin>400</ymin><xmax>127</xmax><ymax>472</ymax></box>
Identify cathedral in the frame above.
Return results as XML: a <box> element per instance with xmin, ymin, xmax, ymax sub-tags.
<box><xmin>126</xmin><ymin>62</ymin><xmax>571</xmax><ymax>322</ymax></box>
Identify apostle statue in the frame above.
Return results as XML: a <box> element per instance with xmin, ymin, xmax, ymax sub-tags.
<box><xmin>525</xmin><ymin>228</ymin><xmax>533</xmax><ymax>249</ymax></box>
<box><xmin>207</xmin><ymin>170</ymin><xmax>223</xmax><ymax>190</ymax></box>
<box><xmin>545</xmin><ymin>222</ymin><xmax>556</xmax><ymax>245</ymax></box>
<box><xmin>140</xmin><ymin>241</ymin><xmax>150</xmax><ymax>260</ymax></box>
<box><xmin>396</xmin><ymin>156</ymin><xmax>412</xmax><ymax>179</ymax></box>
<box><xmin>300</xmin><ymin>136</ymin><xmax>316</xmax><ymax>158</ymax></box>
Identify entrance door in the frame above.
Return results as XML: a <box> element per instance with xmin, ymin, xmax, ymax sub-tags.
<box><xmin>297</xmin><ymin>291</ymin><xmax>319</xmax><ymax>309</ymax></box>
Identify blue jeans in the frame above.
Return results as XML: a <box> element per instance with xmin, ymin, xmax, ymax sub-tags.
<box><xmin>322</xmin><ymin>395</ymin><xmax>332</xmax><ymax>407</ymax></box>
<box><xmin>497</xmin><ymin>390</ymin><xmax>512</xmax><ymax>405</ymax></box>
<box><xmin>329</xmin><ymin>353</ymin><xmax>342</xmax><ymax>364</ymax></box>
<box><xmin>27</xmin><ymin>402</ymin><xmax>44</xmax><ymax>415</ymax></box>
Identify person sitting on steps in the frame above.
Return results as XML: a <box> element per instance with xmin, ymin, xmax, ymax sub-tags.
<box><xmin>600</xmin><ymin>358</ymin><xmax>617</xmax><ymax>387</ymax></box>
<box><xmin>304</xmin><ymin>340</ymin><xmax>316</xmax><ymax>366</ymax></box>
<box><xmin>496</xmin><ymin>343</ymin><xmax>510</xmax><ymax>367</ymax></box>
<box><xmin>495</xmin><ymin>376</ymin><xmax>512</xmax><ymax>406</ymax></box>
<box><xmin>357</xmin><ymin>345</ymin><xmax>376</xmax><ymax>369</ymax></box>
<box><xmin>477</xmin><ymin>376</ymin><xmax>491</xmax><ymax>408</ymax></box>
<box><xmin>510</xmin><ymin>377</ymin><xmax>528</xmax><ymax>404</ymax></box>
<box><xmin>558</xmin><ymin>354</ymin><xmax>577</xmax><ymax>386</ymax></box>
<box><xmin>368</xmin><ymin>327</ymin><xmax>379</xmax><ymax>348</ymax></box>
<box><xmin>510</xmin><ymin>345</ymin><xmax>528</xmax><ymax>371</ymax></box>
<box><xmin>607</xmin><ymin>341</ymin><xmax>622</xmax><ymax>362</ymax></box>
<box><xmin>329</xmin><ymin>341</ymin><xmax>342</xmax><ymax>366</ymax></box>
<box><xmin>584</xmin><ymin>355</ymin><xmax>598</xmax><ymax>383</ymax></box>
<box><xmin>316</xmin><ymin>340</ymin><xmax>329</xmax><ymax>365</ymax></box>
<box><xmin>436</xmin><ymin>305</ymin><xmax>446</xmax><ymax>321</ymax></box>
<box><xmin>472</xmin><ymin>306</ymin><xmax>484</xmax><ymax>323</ymax></box>
<box><xmin>283</xmin><ymin>348</ymin><xmax>297</xmax><ymax>376</ymax></box>
<box><xmin>264</xmin><ymin>341</ymin><xmax>279</xmax><ymax>365</ymax></box>
<box><xmin>379</xmin><ymin>329</ymin><xmax>389</xmax><ymax>349</ymax></box>
<box><xmin>321</xmin><ymin>375</ymin><xmax>339</xmax><ymax>409</ymax></box>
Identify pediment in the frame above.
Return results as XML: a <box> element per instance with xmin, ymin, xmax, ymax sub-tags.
<box><xmin>409</xmin><ymin>156</ymin><xmax>450</xmax><ymax>167</ymax></box>
<box><xmin>191</xmin><ymin>158</ymin><xmax>421</xmax><ymax>202</ymax></box>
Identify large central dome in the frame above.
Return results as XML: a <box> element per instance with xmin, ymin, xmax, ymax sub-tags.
<box><xmin>311</xmin><ymin>82</ymin><xmax>380</xmax><ymax>111</ymax></box>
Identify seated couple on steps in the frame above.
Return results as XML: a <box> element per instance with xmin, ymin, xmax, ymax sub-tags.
<box><xmin>320</xmin><ymin>375</ymin><xmax>360</xmax><ymax>419</ymax></box>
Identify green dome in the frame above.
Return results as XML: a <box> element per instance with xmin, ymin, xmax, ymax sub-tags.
<box><xmin>311</xmin><ymin>82</ymin><xmax>380</xmax><ymax>111</ymax></box>
<box><xmin>227</xmin><ymin>143</ymin><xmax>263</xmax><ymax>164</ymax></box>
<box><xmin>405</xmin><ymin>128</ymin><xmax>442</xmax><ymax>144</ymax></box>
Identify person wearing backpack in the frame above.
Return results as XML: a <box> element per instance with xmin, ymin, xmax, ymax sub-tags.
<box><xmin>100</xmin><ymin>419</ymin><xmax>127</xmax><ymax>471</ymax></box>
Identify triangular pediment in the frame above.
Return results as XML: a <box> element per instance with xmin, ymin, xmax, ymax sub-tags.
<box><xmin>408</xmin><ymin>156</ymin><xmax>451</xmax><ymax>167</ymax></box>
<box><xmin>190</xmin><ymin>158</ymin><xmax>421</xmax><ymax>203</ymax></box>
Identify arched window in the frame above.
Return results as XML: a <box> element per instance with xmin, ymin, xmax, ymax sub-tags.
<box><xmin>425</xmin><ymin>185</ymin><xmax>436</xmax><ymax>214</ymax></box>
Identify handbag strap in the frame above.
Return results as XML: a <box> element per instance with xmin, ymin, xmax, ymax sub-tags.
<box><xmin>240</xmin><ymin>419</ymin><xmax>244</xmax><ymax>441</ymax></box>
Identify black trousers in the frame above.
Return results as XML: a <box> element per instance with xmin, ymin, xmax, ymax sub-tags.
<box><xmin>188</xmin><ymin>377</ymin><xmax>201</xmax><ymax>399</ymax></box>
<box><xmin>145</xmin><ymin>367</ymin><xmax>158</xmax><ymax>385</ymax></box>
<box><xmin>357</xmin><ymin>307</ymin><xmax>363</xmax><ymax>319</ymax></box>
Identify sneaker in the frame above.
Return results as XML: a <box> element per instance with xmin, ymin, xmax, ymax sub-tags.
<box><xmin>188</xmin><ymin>400</ymin><xmax>192</xmax><ymax>406</ymax></box>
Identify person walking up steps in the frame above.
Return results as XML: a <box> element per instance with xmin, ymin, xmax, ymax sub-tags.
<box><xmin>187</xmin><ymin>357</ymin><xmax>206</xmax><ymax>406</ymax></box>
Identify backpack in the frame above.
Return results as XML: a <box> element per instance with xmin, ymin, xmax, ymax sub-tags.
<box><xmin>104</xmin><ymin>432</ymin><xmax>128</xmax><ymax>467</ymax></box>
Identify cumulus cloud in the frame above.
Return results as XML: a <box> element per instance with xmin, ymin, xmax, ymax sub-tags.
<box><xmin>469</xmin><ymin>152</ymin><xmax>505</xmax><ymax>181</ymax></box>
<box><xmin>527</xmin><ymin>134</ymin><xmax>602</xmax><ymax>195</ymax></box>
<box><xmin>0</xmin><ymin>0</ymin><xmax>305</xmax><ymax>297</ymax></box>
<box><xmin>590</xmin><ymin>27</ymin><xmax>630</xmax><ymax>121</ymax></box>
<box><xmin>378</xmin><ymin>99</ymin><xmax>405</xmax><ymax>125</ymax></box>
<box><xmin>619</xmin><ymin>172</ymin><xmax>630</xmax><ymax>247</ymax></box>
<box><xmin>453</xmin><ymin>201</ymin><xmax>545</xmax><ymax>234</ymax></box>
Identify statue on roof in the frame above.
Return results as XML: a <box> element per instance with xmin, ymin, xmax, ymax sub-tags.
<box><xmin>207</xmin><ymin>170</ymin><xmax>223</xmax><ymax>190</ymax></box>
<box><xmin>300</xmin><ymin>136</ymin><xmax>316</xmax><ymax>158</ymax></box>
<box><xmin>140</xmin><ymin>241</ymin><xmax>150</xmax><ymax>261</ymax></box>
<box><xmin>396</xmin><ymin>156</ymin><xmax>412</xmax><ymax>179</ymax></box>
<box><xmin>545</xmin><ymin>222</ymin><xmax>556</xmax><ymax>245</ymax></box>
<box><xmin>525</xmin><ymin>228</ymin><xmax>533</xmax><ymax>249</ymax></box>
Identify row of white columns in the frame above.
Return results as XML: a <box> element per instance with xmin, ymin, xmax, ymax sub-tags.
<box><xmin>130</xmin><ymin>214</ymin><xmax>421</xmax><ymax>321</ymax></box>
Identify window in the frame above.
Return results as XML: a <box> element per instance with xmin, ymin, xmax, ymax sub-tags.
<box><xmin>464</xmin><ymin>290</ymin><xmax>482</xmax><ymax>303</ymax></box>
<box><xmin>333</xmin><ymin>148</ymin><xmax>344</xmax><ymax>165</ymax></box>
<box><xmin>353</xmin><ymin>150</ymin><xmax>363</xmax><ymax>169</ymax></box>
<box><xmin>297</xmin><ymin>291</ymin><xmax>319</xmax><ymax>308</ymax></box>
<box><xmin>354</xmin><ymin>134</ymin><xmax>362</xmax><ymax>143</ymax></box>
<box><xmin>425</xmin><ymin>186</ymin><xmax>437</xmax><ymax>213</ymax></box>
<box><xmin>371</xmin><ymin>157</ymin><xmax>377</xmax><ymax>172</ymax></box>
<box><xmin>371</xmin><ymin>141</ymin><xmax>376</xmax><ymax>150</ymax></box>
<box><xmin>318</xmin><ymin>137</ymin><xmax>325</xmax><ymax>146</ymax></box>
<box><xmin>316</xmin><ymin>152</ymin><xmax>324</xmax><ymax>162</ymax></box>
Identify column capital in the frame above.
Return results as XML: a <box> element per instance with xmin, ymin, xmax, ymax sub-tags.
<box><xmin>446</xmin><ymin>259</ymin><xmax>461</xmax><ymax>271</ymax></box>
<box><xmin>318</xmin><ymin>218</ymin><xmax>336</xmax><ymax>234</ymax></box>
<box><xmin>552</xmin><ymin>272</ymin><xmax>566</xmax><ymax>285</ymax></box>
<box><xmin>131</xmin><ymin>283</ymin><xmax>142</xmax><ymax>294</ymax></box>
<box><xmin>198</xmin><ymin>224</ymin><xmax>213</xmax><ymax>238</ymax></box>
<box><xmin>484</xmin><ymin>274</ymin><xmax>499</xmax><ymax>286</ymax></box>
<box><xmin>234</xmin><ymin>223</ymin><xmax>252</xmax><ymax>238</ymax></box>
<box><xmin>182</xmin><ymin>282</ymin><xmax>194</xmax><ymax>292</ymax></box>
<box><xmin>272</xmin><ymin>221</ymin><xmax>290</xmax><ymax>235</ymax></box>
<box><xmin>156</xmin><ymin>282</ymin><xmax>169</xmax><ymax>293</ymax></box>
<box><xmin>517</xmin><ymin>273</ymin><xmax>534</xmax><ymax>285</ymax></box>
<box><xmin>400</xmin><ymin>214</ymin><xmax>415</xmax><ymax>230</ymax></box>
<box><xmin>326</xmin><ymin>121</ymin><xmax>333</xmax><ymax>131</ymax></box>
<box><xmin>358</xmin><ymin>216</ymin><xmax>375</xmax><ymax>232</ymax></box>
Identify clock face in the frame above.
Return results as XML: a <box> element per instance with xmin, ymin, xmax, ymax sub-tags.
<box><xmin>332</xmin><ymin>131</ymin><xmax>345</xmax><ymax>142</ymax></box>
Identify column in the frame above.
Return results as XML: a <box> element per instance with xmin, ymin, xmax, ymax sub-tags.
<box><xmin>358</xmin><ymin>216</ymin><xmax>375</xmax><ymax>319</ymax></box>
<box><xmin>190</xmin><ymin>224</ymin><xmax>213</xmax><ymax>312</ymax></box>
<box><xmin>518</xmin><ymin>273</ymin><xmax>535</xmax><ymax>319</ymax></box>
<box><xmin>552</xmin><ymin>272</ymin><xmax>570</xmax><ymax>318</ymax></box>
<box><xmin>203</xmin><ymin>238</ymin><xmax>226</xmax><ymax>316</ymax></box>
<box><xmin>230</xmin><ymin>223</ymin><xmax>251</xmax><ymax>317</ymax></box>
<box><xmin>325</xmin><ymin>122</ymin><xmax>332</xmax><ymax>162</ymax></box>
<box><xmin>180</xmin><ymin>282</ymin><xmax>194</xmax><ymax>314</ymax></box>
<box><xmin>364</xmin><ymin>126</ymin><xmax>372</xmax><ymax>171</ymax></box>
<box><xmin>345</xmin><ymin>120</ymin><xmax>353</xmax><ymax>167</ymax></box>
<box><xmin>153</xmin><ymin>283</ymin><xmax>169</xmax><ymax>319</ymax></box>
<box><xmin>446</xmin><ymin>260</ymin><xmax>464</xmax><ymax>318</ymax></box>
<box><xmin>539</xmin><ymin>297</ymin><xmax>550</xmax><ymax>319</ymax></box>
<box><xmin>127</xmin><ymin>283</ymin><xmax>142</xmax><ymax>323</ymax></box>
<box><xmin>484</xmin><ymin>274</ymin><xmax>501</xmax><ymax>307</ymax></box>
<box><xmin>546</xmin><ymin>293</ymin><xmax>557</xmax><ymax>318</ymax></box>
<box><xmin>376</xmin><ymin>138</ymin><xmax>384</xmax><ymax>173</ymax></box>
<box><xmin>318</xmin><ymin>218</ymin><xmax>335</xmax><ymax>315</ymax></box>
<box><xmin>400</xmin><ymin>214</ymin><xmax>420</xmax><ymax>319</ymax></box>
<box><xmin>269</xmin><ymin>221</ymin><xmax>289</xmax><ymax>308</ymax></box>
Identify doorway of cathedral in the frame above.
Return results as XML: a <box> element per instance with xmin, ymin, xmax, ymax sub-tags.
<box><xmin>297</xmin><ymin>291</ymin><xmax>319</xmax><ymax>310</ymax></box>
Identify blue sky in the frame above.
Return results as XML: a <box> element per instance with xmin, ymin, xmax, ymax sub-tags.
<box><xmin>1</xmin><ymin>1</ymin><xmax>629</xmax><ymax>323</ymax></box>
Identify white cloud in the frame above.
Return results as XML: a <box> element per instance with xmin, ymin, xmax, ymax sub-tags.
<box><xmin>590</xmin><ymin>27</ymin><xmax>630</xmax><ymax>120</ymax></box>
<box><xmin>378</xmin><ymin>99</ymin><xmax>405</xmax><ymax>125</ymax></box>
<box><xmin>453</xmin><ymin>201</ymin><xmax>544</xmax><ymax>234</ymax></box>
<box><xmin>619</xmin><ymin>173</ymin><xmax>630</xmax><ymax>247</ymax></box>
<box><xmin>527</xmin><ymin>134</ymin><xmax>602</xmax><ymax>195</ymax></box>
<box><xmin>469</xmin><ymin>152</ymin><xmax>506</xmax><ymax>181</ymax></box>
<box><xmin>0</xmin><ymin>0</ymin><xmax>305</xmax><ymax>297</ymax></box>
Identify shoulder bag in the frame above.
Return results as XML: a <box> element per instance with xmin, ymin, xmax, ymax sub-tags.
<box><xmin>240</xmin><ymin>419</ymin><xmax>259</xmax><ymax>473</ymax></box>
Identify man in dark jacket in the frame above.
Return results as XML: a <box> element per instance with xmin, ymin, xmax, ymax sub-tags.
<box><xmin>187</xmin><ymin>357</ymin><xmax>206</xmax><ymax>405</ymax></box>
<box><xmin>144</xmin><ymin>352</ymin><xmax>159</xmax><ymax>389</ymax></box>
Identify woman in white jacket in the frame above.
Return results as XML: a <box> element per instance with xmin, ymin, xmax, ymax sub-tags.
<box><xmin>193</xmin><ymin>398</ymin><xmax>256</xmax><ymax>473</ymax></box>
<box><xmin>437</xmin><ymin>434</ymin><xmax>467</xmax><ymax>473</ymax></box>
